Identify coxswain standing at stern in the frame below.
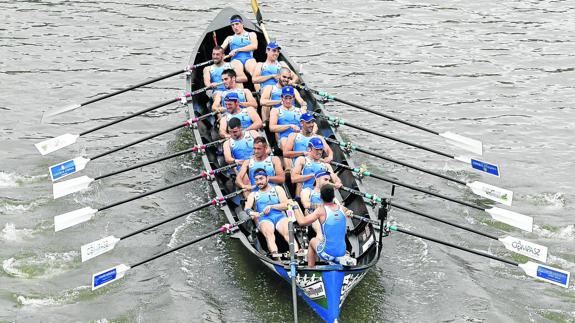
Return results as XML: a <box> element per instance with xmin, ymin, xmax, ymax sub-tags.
<box><xmin>221</xmin><ymin>15</ymin><xmax>258</xmax><ymax>79</ymax></box>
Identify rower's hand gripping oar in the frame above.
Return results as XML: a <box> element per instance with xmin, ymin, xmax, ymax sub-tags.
<box><xmin>299</xmin><ymin>85</ymin><xmax>483</xmax><ymax>156</ymax></box>
<box><xmin>343</xmin><ymin>186</ymin><xmax>547</xmax><ymax>263</ymax></box>
<box><xmin>52</xmin><ymin>139</ymin><xmax>226</xmax><ymax>199</ymax></box>
<box><xmin>91</xmin><ymin>220</ymin><xmax>247</xmax><ymax>291</ymax></box>
<box><xmin>41</xmin><ymin>57</ymin><xmax>228</xmax><ymax>121</ymax></box>
<box><xmin>36</xmin><ymin>84</ymin><xmax>219</xmax><ymax>156</ymax></box>
<box><xmin>327</xmin><ymin>138</ymin><xmax>513</xmax><ymax>206</ymax></box>
<box><xmin>332</xmin><ymin>161</ymin><xmax>532</xmax><ymax>232</ymax></box>
<box><xmin>251</xmin><ymin>0</ymin><xmax>271</xmax><ymax>43</ymax></box>
<box><xmin>314</xmin><ymin>112</ymin><xmax>501</xmax><ymax>177</ymax></box>
<box><xmin>53</xmin><ymin>163</ymin><xmax>236</xmax><ymax>232</ymax></box>
<box><xmin>81</xmin><ymin>187</ymin><xmax>248</xmax><ymax>262</ymax></box>
<box><xmin>48</xmin><ymin>112</ymin><xmax>216</xmax><ymax>182</ymax></box>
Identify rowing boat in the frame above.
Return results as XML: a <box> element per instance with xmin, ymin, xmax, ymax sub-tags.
<box><xmin>187</xmin><ymin>7</ymin><xmax>384</xmax><ymax>323</ymax></box>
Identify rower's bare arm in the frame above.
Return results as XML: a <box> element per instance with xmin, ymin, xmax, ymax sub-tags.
<box><xmin>218</xmin><ymin>118</ymin><xmax>229</xmax><ymax>139</ymax></box>
<box><xmin>269</xmin><ymin>156</ymin><xmax>285</xmax><ymax>184</ymax></box>
<box><xmin>245</xmin><ymin>107</ymin><xmax>263</xmax><ymax>131</ymax></box>
<box><xmin>235</xmin><ymin>162</ymin><xmax>249</xmax><ymax>189</ymax></box>
<box><xmin>295</xmin><ymin>204</ymin><xmax>321</xmax><ymax>226</ymax></box>
<box><xmin>274</xmin><ymin>186</ymin><xmax>289</xmax><ymax>211</ymax></box>
<box><xmin>327</xmin><ymin>164</ymin><xmax>342</xmax><ymax>187</ymax></box>
<box><xmin>291</xmin><ymin>157</ymin><xmax>313</xmax><ymax>183</ymax></box>
<box><xmin>283</xmin><ymin>133</ymin><xmax>303</xmax><ymax>158</ymax></box>
<box><xmin>223</xmin><ymin>141</ymin><xmax>234</xmax><ymax>164</ymax></box>
<box><xmin>259</xmin><ymin>86</ymin><xmax>281</xmax><ymax>107</ymax></box>
<box><xmin>268</xmin><ymin>110</ymin><xmax>292</xmax><ymax>133</ymax></box>
<box><xmin>300</xmin><ymin>189</ymin><xmax>312</xmax><ymax>210</ymax></box>
<box><xmin>203</xmin><ymin>67</ymin><xmax>211</xmax><ymax>89</ymax></box>
<box><xmin>212</xmin><ymin>92</ymin><xmax>223</xmax><ymax>112</ymax></box>
<box><xmin>243</xmin><ymin>90</ymin><xmax>258</xmax><ymax>108</ymax></box>
<box><xmin>295</xmin><ymin>90</ymin><xmax>307</xmax><ymax>110</ymax></box>
<box><xmin>321</xmin><ymin>137</ymin><xmax>333</xmax><ymax>162</ymax></box>
<box><xmin>221</xmin><ymin>36</ymin><xmax>231</xmax><ymax>50</ymax></box>
<box><xmin>243</xmin><ymin>32</ymin><xmax>258</xmax><ymax>52</ymax></box>
<box><xmin>251</xmin><ymin>63</ymin><xmax>267</xmax><ymax>84</ymax></box>
<box><xmin>279</xmin><ymin>61</ymin><xmax>299</xmax><ymax>84</ymax></box>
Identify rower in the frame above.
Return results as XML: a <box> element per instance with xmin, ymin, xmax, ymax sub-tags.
<box><xmin>269</xmin><ymin>86</ymin><xmax>304</xmax><ymax>150</ymax></box>
<box><xmin>244</xmin><ymin>168</ymin><xmax>298</xmax><ymax>257</ymax></box>
<box><xmin>300</xmin><ymin>171</ymin><xmax>334</xmax><ymax>241</ymax></box>
<box><xmin>252</xmin><ymin>42</ymin><xmax>298</xmax><ymax>91</ymax></box>
<box><xmin>282</xmin><ymin>112</ymin><xmax>332</xmax><ymax>171</ymax></box>
<box><xmin>218</xmin><ymin>92</ymin><xmax>262</xmax><ymax>138</ymax></box>
<box><xmin>223</xmin><ymin>117</ymin><xmax>258</xmax><ymax>186</ymax></box>
<box><xmin>236</xmin><ymin>136</ymin><xmax>285</xmax><ymax>192</ymax></box>
<box><xmin>221</xmin><ymin>15</ymin><xmax>258</xmax><ymax>78</ymax></box>
<box><xmin>212</xmin><ymin>69</ymin><xmax>257</xmax><ymax>113</ymax></box>
<box><xmin>294</xmin><ymin>185</ymin><xmax>356</xmax><ymax>267</ymax></box>
<box><xmin>260</xmin><ymin>68</ymin><xmax>307</xmax><ymax>123</ymax></box>
<box><xmin>202</xmin><ymin>46</ymin><xmax>247</xmax><ymax>97</ymax></box>
<box><xmin>291</xmin><ymin>137</ymin><xmax>341</xmax><ymax>196</ymax></box>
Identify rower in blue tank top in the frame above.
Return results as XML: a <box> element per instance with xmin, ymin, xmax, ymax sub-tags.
<box><xmin>253</xmin><ymin>42</ymin><xmax>293</xmax><ymax>91</ymax></box>
<box><xmin>226</xmin><ymin>109</ymin><xmax>252</xmax><ymax>130</ymax></box>
<box><xmin>248</xmin><ymin>155</ymin><xmax>275</xmax><ymax>186</ymax></box>
<box><xmin>210</xmin><ymin>63</ymin><xmax>231</xmax><ymax>92</ymax></box>
<box><xmin>222</xmin><ymin>15</ymin><xmax>258</xmax><ymax>78</ymax></box>
<box><xmin>203</xmin><ymin>47</ymin><xmax>240</xmax><ymax>93</ymax></box>
<box><xmin>269</xmin><ymin>83</ymin><xmax>282</xmax><ymax>108</ymax></box>
<box><xmin>269</xmin><ymin>86</ymin><xmax>302</xmax><ymax>149</ymax></box>
<box><xmin>229</xmin><ymin>32</ymin><xmax>253</xmax><ymax>64</ymax></box>
<box><xmin>221</xmin><ymin>88</ymin><xmax>247</xmax><ymax>109</ymax></box>
<box><xmin>294</xmin><ymin>185</ymin><xmax>356</xmax><ymax>267</ymax></box>
<box><xmin>230</xmin><ymin>131</ymin><xmax>254</xmax><ymax>162</ymax></box>
<box><xmin>223</xmin><ymin>117</ymin><xmax>258</xmax><ymax>175</ymax></box>
<box><xmin>218</xmin><ymin>92</ymin><xmax>263</xmax><ymax>139</ymax></box>
<box><xmin>292</xmin><ymin>137</ymin><xmax>342</xmax><ymax>197</ymax></box>
<box><xmin>301</xmin><ymin>156</ymin><xmax>328</xmax><ymax>190</ymax></box>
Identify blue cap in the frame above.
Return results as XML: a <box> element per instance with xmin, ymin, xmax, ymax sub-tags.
<box><xmin>266</xmin><ymin>41</ymin><xmax>281</xmax><ymax>50</ymax></box>
<box><xmin>308</xmin><ymin>137</ymin><xmax>324</xmax><ymax>149</ymax></box>
<box><xmin>282</xmin><ymin>86</ymin><xmax>295</xmax><ymax>97</ymax></box>
<box><xmin>254</xmin><ymin>169</ymin><xmax>268</xmax><ymax>177</ymax></box>
<box><xmin>224</xmin><ymin>92</ymin><xmax>239</xmax><ymax>101</ymax></box>
<box><xmin>300</xmin><ymin>112</ymin><xmax>315</xmax><ymax>122</ymax></box>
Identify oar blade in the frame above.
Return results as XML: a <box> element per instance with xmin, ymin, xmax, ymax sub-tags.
<box><xmin>467</xmin><ymin>181</ymin><xmax>513</xmax><ymax>206</ymax></box>
<box><xmin>81</xmin><ymin>235</ymin><xmax>120</xmax><ymax>262</ymax></box>
<box><xmin>499</xmin><ymin>236</ymin><xmax>548</xmax><ymax>263</ymax></box>
<box><xmin>519</xmin><ymin>261</ymin><xmax>570</xmax><ymax>288</ymax></box>
<box><xmin>455</xmin><ymin>156</ymin><xmax>501</xmax><ymax>177</ymax></box>
<box><xmin>54</xmin><ymin>207</ymin><xmax>97</xmax><ymax>232</ymax></box>
<box><xmin>42</xmin><ymin>104</ymin><xmax>82</xmax><ymax>121</ymax></box>
<box><xmin>53</xmin><ymin>175</ymin><xmax>95</xmax><ymax>199</ymax></box>
<box><xmin>91</xmin><ymin>264</ymin><xmax>130</xmax><ymax>291</ymax></box>
<box><xmin>486</xmin><ymin>207</ymin><xmax>533</xmax><ymax>232</ymax></box>
<box><xmin>49</xmin><ymin>156</ymin><xmax>90</xmax><ymax>182</ymax></box>
<box><xmin>440</xmin><ymin>131</ymin><xmax>483</xmax><ymax>156</ymax></box>
<box><xmin>35</xmin><ymin>133</ymin><xmax>79</xmax><ymax>155</ymax></box>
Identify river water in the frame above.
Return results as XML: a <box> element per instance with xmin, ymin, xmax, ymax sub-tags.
<box><xmin>1</xmin><ymin>0</ymin><xmax>574</xmax><ymax>322</ymax></box>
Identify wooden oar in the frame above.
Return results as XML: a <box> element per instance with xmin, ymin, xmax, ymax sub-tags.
<box><xmin>286</xmin><ymin>202</ymin><xmax>299</xmax><ymax>323</ymax></box>
<box><xmin>326</xmin><ymin>138</ymin><xmax>513</xmax><ymax>206</ymax></box>
<box><xmin>48</xmin><ymin>112</ymin><xmax>216</xmax><ymax>182</ymax></box>
<box><xmin>81</xmin><ymin>188</ymin><xmax>248</xmax><ymax>262</ymax></box>
<box><xmin>91</xmin><ymin>220</ymin><xmax>246</xmax><ymax>290</ymax></box>
<box><xmin>314</xmin><ymin>112</ymin><xmax>501</xmax><ymax>178</ymax></box>
<box><xmin>42</xmin><ymin>57</ymin><xmax>228</xmax><ymax>120</ymax></box>
<box><xmin>300</xmin><ymin>85</ymin><xmax>483</xmax><ymax>155</ymax></box>
<box><xmin>342</xmin><ymin>186</ymin><xmax>547</xmax><ymax>263</ymax></box>
<box><xmin>36</xmin><ymin>84</ymin><xmax>218</xmax><ymax>155</ymax></box>
<box><xmin>53</xmin><ymin>163</ymin><xmax>236</xmax><ymax>232</ymax></box>
<box><xmin>332</xmin><ymin>161</ymin><xmax>532</xmax><ymax>232</ymax></box>
<box><xmin>251</xmin><ymin>0</ymin><xmax>271</xmax><ymax>43</ymax></box>
<box><xmin>53</xmin><ymin>139</ymin><xmax>226</xmax><ymax>199</ymax></box>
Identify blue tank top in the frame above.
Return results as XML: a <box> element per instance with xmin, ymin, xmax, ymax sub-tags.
<box><xmin>226</xmin><ymin>109</ymin><xmax>253</xmax><ymax>129</ymax></box>
<box><xmin>277</xmin><ymin>107</ymin><xmax>302</xmax><ymax>140</ymax></box>
<box><xmin>209</xmin><ymin>63</ymin><xmax>231</xmax><ymax>92</ymax></box>
<box><xmin>248</xmin><ymin>156</ymin><xmax>275</xmax><ymax>185</ymax></box>
<box><xmin>301</xmin><ymin>157</ymin><xmax>327</xmax><ymax>190</ymax></box>
<box><xmin>230</xmin><ymin>131</ymin><xmax>254</xmax><ymax>161</ymax></box>
<box><xmin>221</xmin><ymin>88</ymin><xmax>247</xmax><ymax>108</ymax></box>
<box><xmin>321</xmin><ymin>205</ymin><xmax>347</xmax><ymax>257</ymax></box>
<box><xmin>254</xmin><ymin>186</ymin><xmax>284</xmax><ymax>218</ymax></box>
<box><xmin>293</xmin><ymin>133</ymin><xmax>313</xmax><ymax>153</ymax></box>
<box><xmin>230</xmin><ymin>32</ymin><xmax>253</xmax><ymax>61</ymax></box>
<box><xmin>267</xmin><ymin>83</ymin><xmax>282</xmax><ymax>108</ymax></box>
<box><xmin>306</xmin><ymin>188</ymin><xmax>323</xmax><ymax>213</ymax></box>
<box><xmin>260</xmin><ymin>61</ymin><xmax>282</xmax><ymax>88</ymax></box>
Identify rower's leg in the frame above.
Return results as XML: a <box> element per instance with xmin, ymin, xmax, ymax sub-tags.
<box><xmin>245</xmin><ymin>58</ymin><xmax>257</xmax><ymax>77</ymax></box>
<box><xmin>262</xmin><ymin>105</ymin><xmax>271</xmax><ymax>124</ymax></box>
<box><xmin>308</xmin><ymin>238</ymin><xmax>319</xmax><ymax>267</ymax></box>
<box><xmin>276</xmin><ymin>218</ymin><xmax>299</xmax><ymax>252</ymax></box>
<box><xmin>231</xmin><ymin>60</ymin><xmax>247</xmax><ymax>86</ymax></box>
<box><xmin>312</xmin><ymin>219</ymin><xmax>323</xmax><ymax>240</ymax></box>
<box><xmin>259</xmin><ymin>221</ymin><xmax>278</xmax><ymax>253</ymax></box>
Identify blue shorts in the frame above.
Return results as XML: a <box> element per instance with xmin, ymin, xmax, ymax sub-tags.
<box><xmin>258</xmin><ymin>211</ymin><xmax>287</xmax><ymax>230</ymax></box>
<box><xmin>316</xmin><ymin>240</ymin><xmax>344</xmax><ymax>262</ymax></box>
<box><xmin>232</xmin><ymin>54</ymin><xmax>254</xmax><ymax>66</ymax></box>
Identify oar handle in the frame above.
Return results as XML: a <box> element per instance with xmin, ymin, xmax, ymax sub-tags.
<box><xmin>326</xmin><ymin>138</ymin><xmax>467</xmax><ymax>186</ymax></box>
<box><xmin>129</xmin><ymin>222</ymin><xmax>243</xmax><ymax>269</ymax></box>
<box><xmin>303</xmin><ymin>86</ymin><xmax>439</xmax><ymax>135</ymax></box>
<box><xmin>79</xmin><ymin>69</ymin><xmax>185</xmax><ymax>108</ymax></box>
<box><xmin>94</xmin><ymin>139</ymin><xmax>226</xmax><ymax>181</ymax></box>
<box><xmin>314</xmin><ymin>113</ymin><xmax>453</xmax><ymax>159</ymax></box>
<box><xmin>388</xmin><ymin>225</ymin><xmax>518</xmax><ymax>266</ymax></box>
<box><xmin>332</xmin><ymin>161</ymin><xmax>483</xmax><ymax>211</ymax></box>
<box><xmin>89</xmin><ymin>122</ymin><xmax>187</xmax><ymax>160</ymax></box>
<box><xmin>119</xmin><ymin>187</ymin><xmax>244</xmax><ymax>240</ymax></box>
